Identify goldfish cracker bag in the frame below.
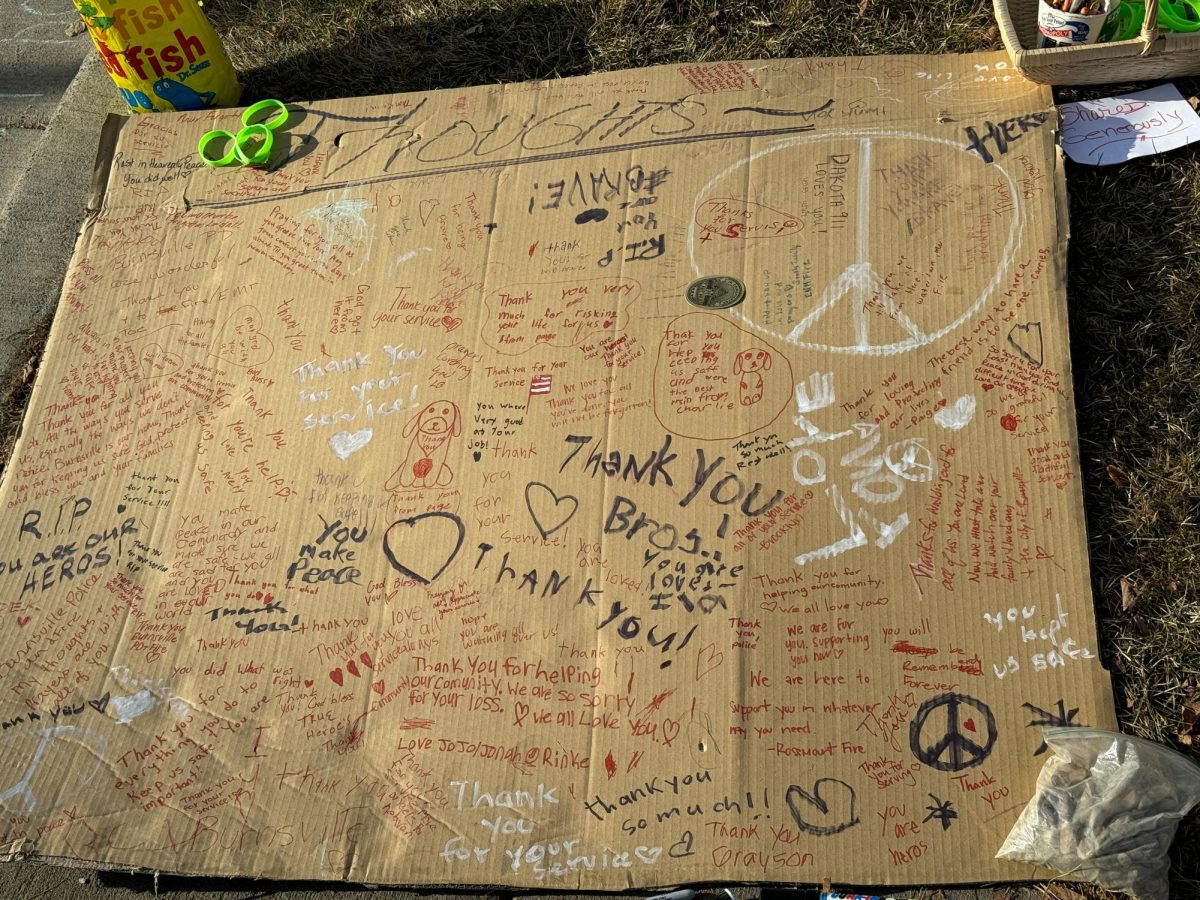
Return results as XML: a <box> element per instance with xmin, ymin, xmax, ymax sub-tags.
<box><xmin>73</xmin><ymin>0</ymin><xmax>241</xmax><ymax>113</ymax></box>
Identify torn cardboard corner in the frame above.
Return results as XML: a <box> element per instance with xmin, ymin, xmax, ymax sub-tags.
<box><xmin>0</xmin><ymin>51</ymin><xmax>1114</xmax><ymax>888</ymax></box>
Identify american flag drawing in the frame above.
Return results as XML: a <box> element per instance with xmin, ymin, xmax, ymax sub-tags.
<box><xmin>529</xmin><ymin>374</ymin><xmax>553</xmax><ymax>396</ymax></box>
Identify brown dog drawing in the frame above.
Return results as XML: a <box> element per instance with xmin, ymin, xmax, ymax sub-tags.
<box><xmin>734</xmin><ymin>348</ymin><xmax>771</xmax><ymax>406</ymax></box>
<box><xmin>385</xmin><ymin>400</ymin><xmax>461</xmax><ymax>491</ymax></box>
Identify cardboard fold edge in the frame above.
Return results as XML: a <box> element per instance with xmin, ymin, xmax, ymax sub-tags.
<box><xmin>86</xmin><ymin>113</ymin><xmax>127</xmax><ymax>217</ymax></box>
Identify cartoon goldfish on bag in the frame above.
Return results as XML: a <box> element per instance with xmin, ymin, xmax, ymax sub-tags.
<box><xmin>73</xmin><ymin>0</ymin><xmax>241</xmax><ymax>113</ymax></box>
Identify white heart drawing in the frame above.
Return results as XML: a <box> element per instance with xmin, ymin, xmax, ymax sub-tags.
<box><xmin>934</xmin><ymin>395</ymin><xmax>976</xmax><ymax>431</ymax></box>
<box><xmin>330</xmin><ymin>429</ymin><xmax>373</xmax><ymax>460</ymax></box>
<box><xmin>634</xmin><ymin>845</ymin><xmax>662</xmax><ymax>865</ymax></box>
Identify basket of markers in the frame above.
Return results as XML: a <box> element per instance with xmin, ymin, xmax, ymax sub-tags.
<box><xmin>994</xmin><ymin>0</ymin><xmax>1200</xmax><ymax>83</ymax></box>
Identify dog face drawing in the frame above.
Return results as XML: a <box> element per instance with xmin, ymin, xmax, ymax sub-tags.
<box><xmin>385</xmin><ymin>400</ymin><xmax>462</xmax><ymax>491</ymax></box>
<box><xmin>734</xmin><ymin>349</ymin><xmax>771</xmax><ymax>406</ymax></box>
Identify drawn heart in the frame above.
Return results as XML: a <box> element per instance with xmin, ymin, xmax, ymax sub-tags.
<box><xmin>346</xmin><ymin>659</ymin><xmax>360</xmax><ymax>678</ymax></box>
<box><xmin>304</xmin><ymin>679</ymin><xmax>314</xmax><ymax>688</ymax></box>
<box><xmin>982</xmin><ymin>382</ymin><xmax>995</xmax><ymax>391</ymax></box>
<box><xmin>524</xmin><ymin>482</ymin><xmax>579</xmax><ymax>539</ymax></box>
<box><xmin>372</xmin><ymin>680</ymin><xmax>385</xmax><ymax>695</ymax></box>
<box><xmin>16</xmin><ymin>616</ymin><xmax>30</xmax><ymax>628</ymax></box>
<box><xmin>330</xmin><ymin>428</ymin><xmax>373</xmax><ymax>460</ymax></box>
<box><xmin>210</xmin><ymin>305</ymin><xmax>274</xmax><ymax>368</ymax></box>
<box><xmin>1007</xmin><ymin>321</ymin><xmax>1044</xmax><ymax>368</ymax></box>
<box><xmin>419</xmin><ymin>198</ymin><xmax>440</xmax><ymax>227</ymax></box>
<box><xmin>472</xmin><ymin>451</ymin><xmax>482</xmax><ymax>462</ymax></box>
<box><xmin>138</xmin><ymin>342</ymin><xmax>182</xmax><ymax>379</ymax></box>
<box><xmin>1000</xmin><ymin>414</ymin><xmax>1018</xmax><ymax>432</ymax></box>
<box><xmin>933</xmin><ymin>394</ymin><xmax>976</xmax><ymax>432</ymax></box>
<box><xmin>661</xmin><ymin>718</ymin><xmax>681</xmax><ymax>747</ymax></box>
<box><xmin>441</xmin><ymin>315</ymin><xmax>463</xmax><ymax>332</ymax></box>
<box><xmin>634</xmin><ymin>846</ymin><xmax>662</xmax><ymax>865</ymax></box>
<box><xmin>413</xmin><ymin>457</ymin><xmax>433</xmax><ymax>479</ymax></box>
<box><xmin>696</xmin><ymin>643</ymin><xmax>724</xmax><ymax>681</ymax></box>
<box><xmin>964</xmin><ymin>718</ymin><xmax>977</xmax><ymax>733</ymax></box>
<box><xmin>329</xmin><ymin>668</ymin><xmax>344</xmax><ymax>687</ymax></box>
<box><xmin>382</xmin><ymin>511</ymin><xmax>466</xmax><ymax>585</ymax></box>
<box><xmin>785</xmin><ymin>779</ymin><xmax>860</xmax><ymax>836</ymax></box>
<box><xmin>602</xmin><ymin>319</ymin><xmax>614</xmax><ymax>328</ymax></box>
<box><xmin>514</xmin><ymin>701</ymin><xmax>531</xmax><ymax>725</ymax></box>
<box><xmin>360</xmin><ymin>651</ymin><xmax>373</xmax><ymax>668</ymax></box>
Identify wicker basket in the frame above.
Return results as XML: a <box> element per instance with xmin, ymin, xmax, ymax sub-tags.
<box><xmin>995</xmin><ymin>0</ymin><xmax>1200</xmax><ymax>84</ymax></box>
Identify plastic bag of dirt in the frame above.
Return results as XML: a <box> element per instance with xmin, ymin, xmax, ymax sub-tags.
<box><xmin>997</xmin><ymin>727</ymin><xmax>1200</xmax><ymax>900</ymax></box>
<box><xmin>73</xmin><ymin>0</ymin><xmax>241</xmax><ymax>113</ymax></box>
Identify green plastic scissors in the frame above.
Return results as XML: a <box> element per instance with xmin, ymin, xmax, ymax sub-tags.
<box><xmin>197</xmin><ymin>98</ymin><xmax>289</xmax><ymax>168</ymax></box>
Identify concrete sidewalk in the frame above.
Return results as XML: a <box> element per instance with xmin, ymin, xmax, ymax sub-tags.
<box><xmin>0</xmin><ymin>0</ymin><xmax>121</xmax><ymax>382</ymax></box>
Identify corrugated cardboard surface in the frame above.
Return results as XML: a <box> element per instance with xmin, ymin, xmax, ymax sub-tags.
<box><xmin>0</xmin><ymin>51</ymin><xmax>1114</xmax><ymax>888</ymax></box>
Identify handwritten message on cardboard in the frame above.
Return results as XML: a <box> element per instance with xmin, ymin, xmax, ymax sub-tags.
<box><xmin>0</xmin><ymin>52</ymin><xmax>1115</xmax><ymax>887</ymax></box>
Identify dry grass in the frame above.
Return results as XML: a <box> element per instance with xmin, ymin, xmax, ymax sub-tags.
<box><xmin>203</xmin><ymin>0</ymin><xmax>1001</xmax><ymax>100</ymax></box>
<box><xmin>4</xmin><ymin>0</ymin><xmax>1199</xmax><ymax>895</ymax></box>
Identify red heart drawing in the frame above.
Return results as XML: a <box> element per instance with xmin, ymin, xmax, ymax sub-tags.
<box><xmin>964</xmin><ymin>718</ymin><xmax>977</xmax><ymax>733</ymax></box>
<box><xmin>602</xmin><ymin>319</ymin><xmax>614</xmax><ymax>328</ymax></box>
<box><xmin>304</xmin><ymin>679</ymin><xmax>314</xmax><ymax>688</ymax></box>
<box><xmin>604</xmin><ymin>751</ymin><xmax>618</xmax><ymax>778</ymax></box>
<box><xmin>935</xmin><ymin>398</ymin><xmax>947</xmax><ymax>409</ymax></box>
<box><xmin>16</xmin><ymin>616</ymin><xmax>30</xmax><ymax>628</ymax></box>
<box><xmin>346</xmin><ymin>659</ymin><xmax>361</xmax><ymax>678</ymax></box>
<box><xmin>329</xmin><ymin>668</ymin><xmax>344</xmax><ymax>687</ymax></box>
<box><xmin>211</xmin><ymin>305</ymin><xmax>274</xmax><ymax>368</ymax></box>
<box><xmin>413</xmin><ymin>457</ymin><xmax>433</xmax><ymax>479</ymax></box>
<box><xmin>661</xmin><ymin>718</ymin><xmax>681</xmax><ymax>747</ymax></box>
<box><xmin>138</xmin><ymin>342</ymin><xmax>182</xmax><ymax>380</ymax></box>
<box><xmin>442</xmin><ymin>315</ymin><xmax>463</xmax><ymax>332</ymax></box>
<box><xmin>360</xmin><ymin>651</ymin><xmax>373</xmax><ymax>668</ymax></box>
<box><xmin>1000</xmin><ymin>414</ymin><xmax>1018</xmax><ymax>432</ymax></box>
<box><xmin>982</xmin><ymin>382</ymin><xmax>995</xmax><ymax>391</ymax></box>
<box><xmin>372</xmin><ymin>680</ymin><xmax>385</xmax><ymax>695</ymax></box>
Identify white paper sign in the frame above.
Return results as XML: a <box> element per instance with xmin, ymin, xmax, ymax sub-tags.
<box><xmin>1059</xmin><ymin>83</ymin><xmax>1200</xmax><ymax>165</ymax></box>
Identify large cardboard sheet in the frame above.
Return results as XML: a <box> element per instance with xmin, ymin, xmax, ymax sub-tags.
<box><xmin>0</xmin><ymin>51</ymin><xmax>1115</xmax><ymax>887</ymax></box>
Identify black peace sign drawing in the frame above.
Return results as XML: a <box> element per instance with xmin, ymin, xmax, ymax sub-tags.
<box><xmin>909</xmin><ymin>692</ymin><xmax>997</xmax><ymax>772</ymax></box>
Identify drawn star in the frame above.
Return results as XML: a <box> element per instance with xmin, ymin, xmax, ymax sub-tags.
<box><xmin>1022</xmin><ymin>699</ymin><xmax>1082</xmax><ymax>755</ymax></box>
<box><xmin>922</xmin><ymin>795</ymin><xmax>957</xmax><ymax>831</ymax></box>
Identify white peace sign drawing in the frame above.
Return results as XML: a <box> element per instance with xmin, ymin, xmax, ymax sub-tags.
<box><xmin>688</xmin><ymin>129</ymin><xmax>1022</xmax><ymax>356</ymax></box>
